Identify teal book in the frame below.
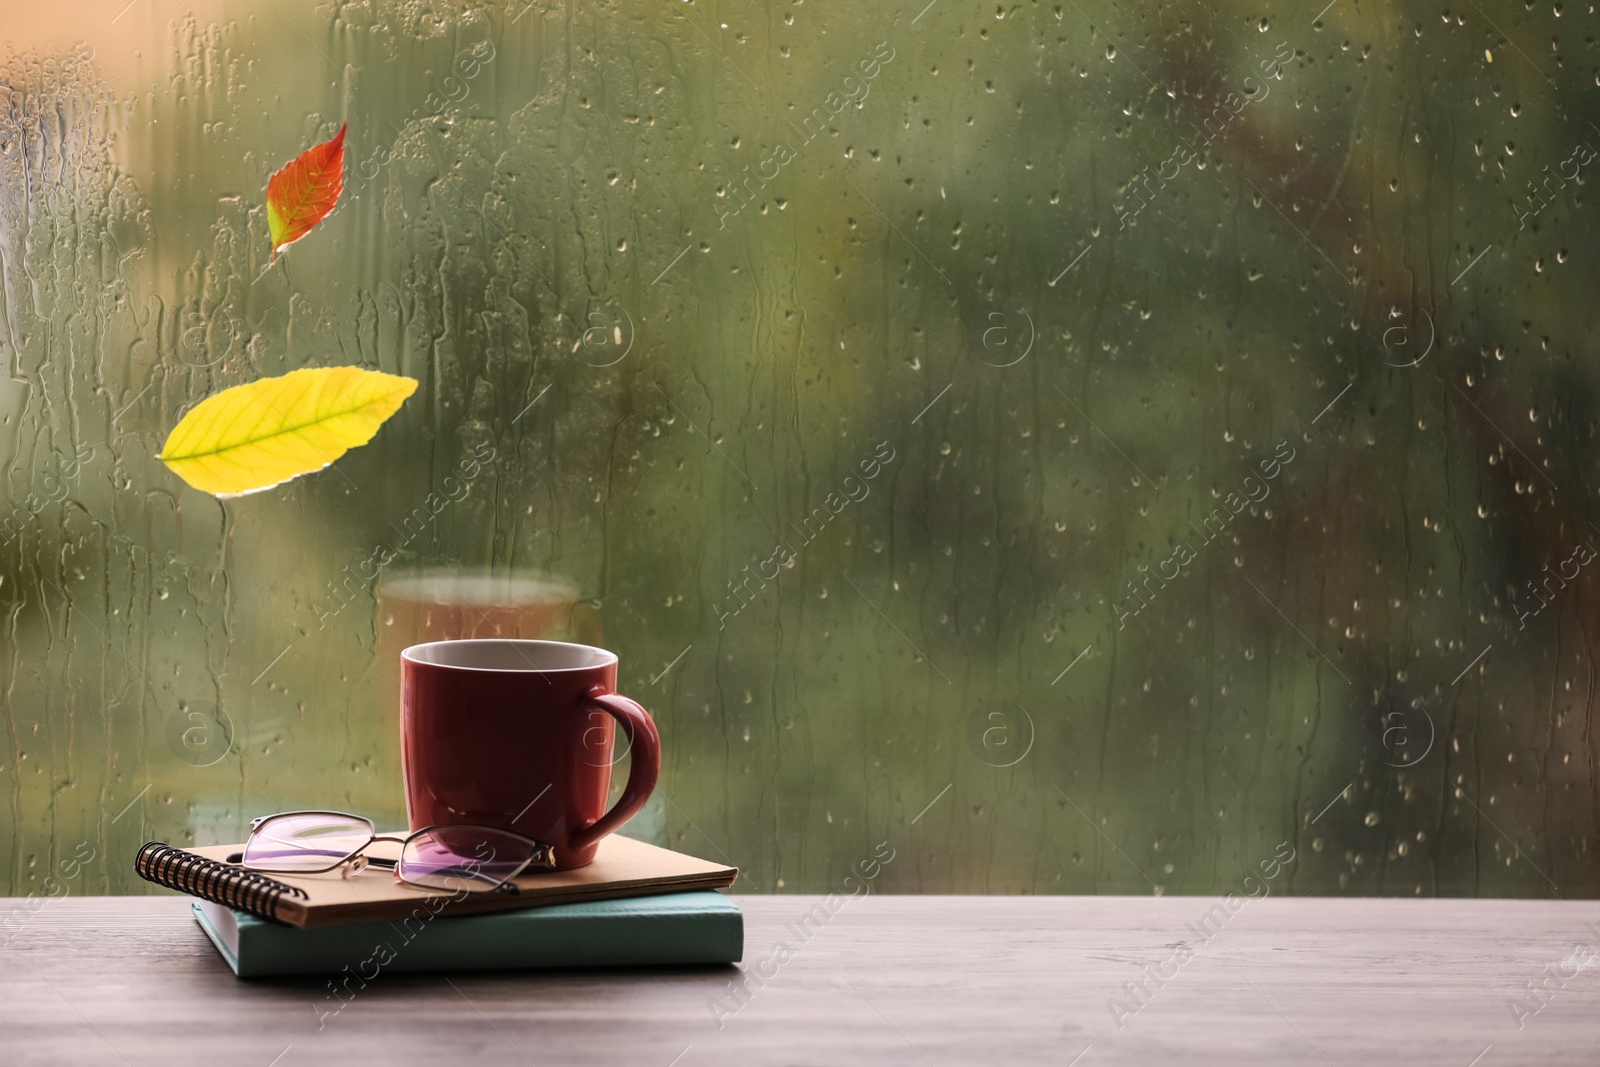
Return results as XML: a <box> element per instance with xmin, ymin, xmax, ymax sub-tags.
<box><xmin>192</xmin><ymin>890</ymin><xmax>743</xmax><ymax>978</ymax></box>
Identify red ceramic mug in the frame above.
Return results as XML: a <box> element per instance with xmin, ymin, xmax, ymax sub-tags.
<box><xmin>400</xmin><ymin>639</ymin><xmax>661</xmax><ymax>871</ymax></box>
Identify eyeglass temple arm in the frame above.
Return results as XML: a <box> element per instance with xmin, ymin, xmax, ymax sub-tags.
<box><xmin>357</xmin><ymin>832</ymin><xmax>410</xmax><ymax>870</ymax></box>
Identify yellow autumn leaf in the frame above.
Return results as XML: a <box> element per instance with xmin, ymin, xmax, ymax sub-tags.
<box><xmin>159</xmin><ymin>366</ymin><xmax>418</xmax><ymax>497</ymax></box>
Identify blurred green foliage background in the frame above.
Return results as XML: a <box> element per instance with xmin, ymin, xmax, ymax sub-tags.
<box><xmin>1</xmin><ymin>0</ymin><xmax>1597</xmax><ymax>897</ymax></box>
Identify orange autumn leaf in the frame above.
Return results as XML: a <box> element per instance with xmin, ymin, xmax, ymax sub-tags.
<box><xmin>266</xmin><ymin>123</ymin><xmax>347</xmax><ymax>260</ymax></box>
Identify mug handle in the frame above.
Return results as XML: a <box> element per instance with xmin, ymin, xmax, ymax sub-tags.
<box><xmin>569</xmin><ymin>691</ymin><xmax>661</xmax><ymax>853</ymax></box>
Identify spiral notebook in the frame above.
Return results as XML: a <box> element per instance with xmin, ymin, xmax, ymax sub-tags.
<box><xmin>135</xmin><ymin>834</ymin><xmax>737</xmax><ymax>929</ymax></box>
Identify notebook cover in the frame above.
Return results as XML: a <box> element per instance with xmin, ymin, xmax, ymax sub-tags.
<box><xmin>192</xmin><ymin>890</ymin><xmax>744</xmax><ymax>979</ymax></box>
<box><xmin>158</xmin><ymin>835</ymin><xmax>736</xmax><ymax>928</ymax></box>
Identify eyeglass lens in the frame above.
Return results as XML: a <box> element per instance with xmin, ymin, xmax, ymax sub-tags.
<box><xmin>242</xmin><ymin>812</ymin><xmax>372</xmax><ymax>871</ymax></box>
<box><xmin>398</xmin><ymin>826</ymin><xmax>539</xmax><ymax>892</ymax></box>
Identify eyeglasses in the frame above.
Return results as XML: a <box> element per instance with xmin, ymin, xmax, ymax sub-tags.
<box><xmin>239</xmin><ymin>810</ymin><xmax>556</xmax><ymax>894</ymax></box>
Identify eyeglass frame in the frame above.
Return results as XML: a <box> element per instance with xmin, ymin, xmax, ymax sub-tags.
<box><xmin>237</xmin><ymin>809</ymin><xmax>557</xmax><ymax>894</ymax></box>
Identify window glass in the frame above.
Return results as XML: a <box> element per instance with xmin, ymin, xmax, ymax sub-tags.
<box><xmin>1</xmin><ymin>2</ymin><xmax>1590</xmax><ymax>897</ymax></box>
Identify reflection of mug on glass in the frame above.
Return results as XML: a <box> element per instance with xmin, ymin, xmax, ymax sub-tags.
<box><xmin>377</xmin><ymin>571</ymin><xmax>601</xmax><ymax>651</ymax></box>
<box><xmin>400</xmin><ymin>639</ymin><xmax>661</xmax><ymax>872</ymax></box>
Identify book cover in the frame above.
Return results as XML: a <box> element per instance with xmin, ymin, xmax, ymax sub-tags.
<box><xmin>193</xmin><ymin>890</ymin><xmax>745</xmax><ymax>979</ymax></box>
<box><xmin>137</xmin><ymin>834</ymin><xmax>737</xmax><ymax>928</ymax></box>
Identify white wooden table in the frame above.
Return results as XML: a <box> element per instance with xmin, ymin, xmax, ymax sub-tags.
<box><xmin>2</xmin><ymin>895</ymin><xmax>1596</xmax><ymax>1064</ymax></box>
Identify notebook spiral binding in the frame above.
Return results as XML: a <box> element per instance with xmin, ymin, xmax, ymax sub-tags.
<box><xmin>135</xmin><ymin>842</ymin><xmax>308</xmax><ymax>923</ymax></box>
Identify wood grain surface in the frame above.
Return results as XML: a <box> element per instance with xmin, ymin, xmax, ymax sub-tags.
<box><xmin>2</xmin><ymin>894</ymin><xmax>1598</xmax><ymax>1065</ymax></box>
